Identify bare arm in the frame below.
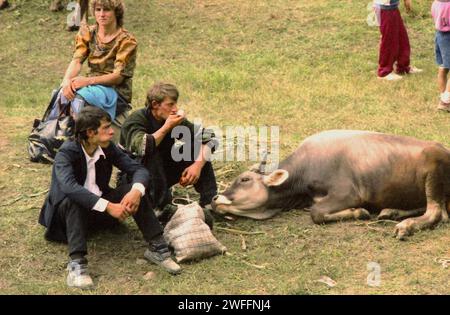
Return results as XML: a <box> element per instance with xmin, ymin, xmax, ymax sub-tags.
<box><xmin>70</xmin><ymin>72</ymin><xmax>124</xmax><ymax>91</ymax></box>
<box><xmin>61</xmin><ymin>59</ymin><xmax>82</xmax><ymax>100</ymax></box>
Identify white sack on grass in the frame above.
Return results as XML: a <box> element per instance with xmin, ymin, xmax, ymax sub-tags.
<box><xmin>163</xmin><ymin>202</ymin><xmax>227</xmax><ymax>263</ymax></box>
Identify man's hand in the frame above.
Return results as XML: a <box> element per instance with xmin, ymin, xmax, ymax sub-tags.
<box><xmin>120</xmin><ymin>189</ymin><xmax>142</xmax><ymax>215</ymax></box>
<box><xmin>162</xmin><ymin>112</ymin><xmax>185</xmax><ymax>131</ymax></box>
<box><xmin>180</xmin><ymin>163</ymin><xmax>202</xmax><ymax>187</ymax></box>
<box><xmin>105</xmin><ymin>202</ymin><xmax>130</xmax><ymax>221</ymax></box>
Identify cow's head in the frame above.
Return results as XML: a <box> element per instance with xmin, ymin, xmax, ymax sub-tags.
<box><xmin>211</xmin><ymin>168</ymin><xmax>289</xmax><ymax>220</ymax></box>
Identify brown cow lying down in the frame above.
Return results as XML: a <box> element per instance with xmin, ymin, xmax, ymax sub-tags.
<box><xmin>211</xmin><ymin>130</ymin><xmax>450</xmax><ymax>240</ymax></box>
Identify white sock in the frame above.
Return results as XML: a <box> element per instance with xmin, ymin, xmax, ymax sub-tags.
<box><xmin>441</xmin><ymin>91</ymin><xmax>450</xmax><ymax>103</ymax></box>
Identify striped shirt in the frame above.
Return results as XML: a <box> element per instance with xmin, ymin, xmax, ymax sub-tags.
<box><xmin>373</xmin><ymin>0</ymin><xmax>400</xmax><ymax>10</ymax></box>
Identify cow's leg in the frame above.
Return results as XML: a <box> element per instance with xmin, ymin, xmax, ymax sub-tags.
<box><xmin>322</xmin><ymin>208</ymin><xmax>371</xmax><ymax>223</ymax></box>
<box><xmin>309</xmin><ymin>190</ymin><xmax>369</xmax><ymax>224</ymax></box>
<box><xmin>377</xmin><ymin>208</ymin><xmax>426</xmax><ymax>221</ymax></box>
<box><xmin>394</xmin><ymin>147</ymin><xmax>449</xmax><ymax>239</ymax></box>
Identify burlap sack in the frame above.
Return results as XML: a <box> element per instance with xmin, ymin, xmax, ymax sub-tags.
<box><xmin>163</xmin><ymin>202</ymin><xmax>226</xmax><ymax>263</ymax></box>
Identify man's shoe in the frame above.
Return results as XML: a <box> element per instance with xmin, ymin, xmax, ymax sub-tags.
<box><xmin>66</xmin><ymin>258</ymin><xmax>94</xmax><ymax>289</ymax></box>
<box><xmin>408</xmin><ymin>66</ymin><xmax>423</xmax><ymax>74</ymax></box>
<box><xmin>144</xmin><ymin>248</ymin><xmax>182</xmax><ymax>275</ymax></box>
<box><xmin>378</xmin><ymin>73</ymin><xmax>403</xmax><ymax>81</ymax></box>
<box><xmin>437</xmin><ymin>100</ymin><xmax>450</xmax><ymax>112</ymax></box>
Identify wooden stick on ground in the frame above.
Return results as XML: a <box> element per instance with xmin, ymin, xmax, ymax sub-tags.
<box><xmin>216</xmin><ymin>227</ymin><xmax>266</xmax><ymax>235</ymax></box>
<box><xmin>240</xmin><ymin>235</ymin><xmax>247</xmax><ymax>251</ymax></box>
<box><xmin>225</xmin><ymin>252</ymin><xmax>265</xmax><ymax>269</ymax></box>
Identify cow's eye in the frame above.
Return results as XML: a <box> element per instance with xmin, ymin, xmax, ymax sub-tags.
<box><xmin>241</xmin><ymin>177</ymin><xmax>251</xmax><ymax>182</ymax></box>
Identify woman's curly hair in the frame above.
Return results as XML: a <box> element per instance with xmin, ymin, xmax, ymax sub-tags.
<box><xmin>91</xmin><ymin>0</ymin><xmax>125</xmax><ymax>27</ymax></box>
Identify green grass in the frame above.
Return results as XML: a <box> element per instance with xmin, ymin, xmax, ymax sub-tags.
<box><xmin>0</xmin><ymin>0</ymin><xmax>449</xmax><ymax>294</ymax></box>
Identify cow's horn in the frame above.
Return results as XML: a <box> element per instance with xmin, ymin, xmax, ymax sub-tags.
<box><xmin>258</xmin><ymin>151</ymin><xmax>268</xmax><ymax>174</ymax></box>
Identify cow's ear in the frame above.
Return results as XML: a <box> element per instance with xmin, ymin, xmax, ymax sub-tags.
<box><xmin>263</xmin><ymin>169</ymin><xmax>289</xmax><ymax>186</ymax></box>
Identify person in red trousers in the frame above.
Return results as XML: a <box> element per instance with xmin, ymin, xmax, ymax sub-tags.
<box><xmin>374</xmin><ymin>0</ymin><xmax>423</xmax><ymax>81</ymax></box>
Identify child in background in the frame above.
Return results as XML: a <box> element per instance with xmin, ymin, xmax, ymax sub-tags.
<box><xmin>432</xmin><ymin>0</ymin><xmax>450</xmax><ymax>111</ymax></box>
<box><xmin>374</xmin><ymin>0</ymin><xmax>422</xmax><ymax>81</ymax></box>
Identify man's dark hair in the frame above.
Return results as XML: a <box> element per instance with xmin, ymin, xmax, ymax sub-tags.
<box><xmin>145</xmin><ymin>82</ymin><xmax>179</xmax><ymax>108</ymax></box>
<box><xmin>75</xmin><ymin>106</ymin><xmax>111</xmax><ymax>142</ymax></box>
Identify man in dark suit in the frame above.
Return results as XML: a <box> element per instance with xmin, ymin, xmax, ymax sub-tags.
<box><xmin>39</xmin><ymin>106</ymin><xmax>181</xmax><ymax>290</ymax></box>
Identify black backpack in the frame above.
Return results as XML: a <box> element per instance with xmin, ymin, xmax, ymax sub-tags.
<box><xmin>27</xmin><ymin>89</ymin><xmax>75</xmax><ymax>163</ymax></box>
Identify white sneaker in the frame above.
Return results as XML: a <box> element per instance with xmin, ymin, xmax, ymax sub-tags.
<box><xmin>378</xmin><ymin>72</ymin><xmax>403</xmax><ymax>81</ymax></box>
<box><xmin>66</xmin><ymin>259</ymin><xmax>94</xmax><ymax>289</ymax></box>
<box><xmin>408</xmin><ymin>66</ymin><xmax>423</xmax><ymax>74</ymax></box>
<box><xmin>437</xmin><ymin>100</ymin><xmax>450</xmax><ymax>112</ymax></box>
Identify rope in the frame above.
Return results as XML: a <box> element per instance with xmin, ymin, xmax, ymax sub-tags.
<box><xmin>171</xmin><ymin>196</ymin><xmax>193</xmax><ymax>207</ymax></box>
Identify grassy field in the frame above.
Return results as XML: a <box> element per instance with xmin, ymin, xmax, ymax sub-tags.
<box><xmin>0</xmin><ymin>0</ymin><xmax>449</xmax><ymax>294</ymax></box>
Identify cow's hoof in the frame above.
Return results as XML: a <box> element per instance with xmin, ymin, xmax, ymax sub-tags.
<box><xmin>393</xmin><ymin>219</ymin><xmax>415</xmax><ymax>240</ymax></box>
<box><xmin>354</xmin><ymin>208</ymin><xmax>371</xmax><ymax>220</ymax></box>
<box><xmin>378</xmin><ymin>208</ymin><xmax>399</xmax><ymax>220</ymax></box>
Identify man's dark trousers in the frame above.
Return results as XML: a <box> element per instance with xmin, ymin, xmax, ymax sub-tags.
<box><xmin>147</xmin><ymin>149</ymin><xmax>218</xmax><ymax>209</ymax></box>
<box><xmin>49</xmin><ymin>184</ymin><xmax>163</xmax><ymax>256</ymax></box>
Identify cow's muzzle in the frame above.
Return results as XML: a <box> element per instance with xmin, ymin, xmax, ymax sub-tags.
<box><xmin>212</xmin><ymin>195</ymin><xmax>233</xmax><ymax>205</ymax></box>
<box><xmin>211</xmin><ymin>195</ymin><xmax>233</xmax><ymax>213</ymax></box>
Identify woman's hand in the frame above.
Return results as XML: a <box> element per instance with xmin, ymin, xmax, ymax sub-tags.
<box><xmin>70</xmin><ymin>76</ymin><xmax>91</xmax><ymax>91</ymax></box>
<box><xmin>62</xmin><ymin>79</ymin><xmax>76</xmax><ymax>101</ymax></box>
<box><xmin>62</xmin><ymin>76</ymin><xmax>90</xmax><ymax>100</ymax></box>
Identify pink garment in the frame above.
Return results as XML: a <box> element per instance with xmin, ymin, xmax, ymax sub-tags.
<box><xmin>432</xmin><ymin>1</ymin><xmax>450</xmax><ymax>32</ymax></box>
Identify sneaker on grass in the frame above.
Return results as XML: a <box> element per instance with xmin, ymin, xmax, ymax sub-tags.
<box><xmin>437</xmin><ymin>100</ymin><xmax>450</xmax><ymax>112</ymax></box>
<box><xmin>66</xmin><ymin>258</ymin><xmax>94</xmax><ymax>289</ymax></box>
<box><xmin>408</xmin><ymin>66</ymin><xmax>423</xmax><ymax>74</ymax></box>
<box><xmin>144</xmin><ymin>248</ymin><xmax>182</xmax><ymax>275</ymax></box>
<box><xmin>378</xmin><ymin>73</ymin><xmax>403</xmax><ymax>81</ymax></box>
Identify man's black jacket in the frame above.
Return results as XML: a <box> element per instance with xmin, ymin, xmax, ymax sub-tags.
<box><xmin>39</xmin><ymin>140</ymin><xmax>149</xmax><ymax>230</ymax></box>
